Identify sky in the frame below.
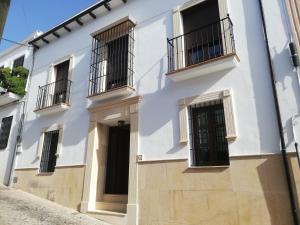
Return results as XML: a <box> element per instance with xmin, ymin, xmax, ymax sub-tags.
<box><xmin>0</xmin><ymin>0</ymin><xmax>97</xmax><ymax>52</ymax></box>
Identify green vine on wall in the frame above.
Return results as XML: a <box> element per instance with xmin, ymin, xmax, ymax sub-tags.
<box><xmin>0</xmin><ymin>66</ymin><xmax>29</xmax><ymax>96</ymax></box>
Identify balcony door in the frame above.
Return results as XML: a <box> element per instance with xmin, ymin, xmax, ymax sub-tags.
<box><xmin>181</xmin><ymin>0</ymin><xmax>222</xmax><ymax>66</ymax></box>
<box><xmin>53</xmin><ymin>60</ymin><xmax>69</xmax><ymax>105</ymax></box>
<box><xmin>106</xmin><ymin>35</ymin><xmax>129</xmax><ymax>91</ymax></box>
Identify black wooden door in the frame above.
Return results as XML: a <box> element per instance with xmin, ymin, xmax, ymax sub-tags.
<box><xmin>105</xmin><ymin>124</ymin><xmax>130</xmax><ymax>195</ymax></box>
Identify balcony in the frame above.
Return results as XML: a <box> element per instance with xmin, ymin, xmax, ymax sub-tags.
<box><xmin>0</xmin><ymin>92</ymin><xmax>21</xmax><ymax>106</ymax></box>
<box><xmin>167</xmin><ymin>16</ymin><xmax>239</xmax><ymax>82</ymax></box>
<box><xmin>88</xmin><ymin>20</ymin><xmax>135</xmax><ymax>102</ymax></box>
<box><xmin>88</xmin><ymin>74</ymin><xmax>134</xmax><ymax>102</ymax></box>
<box><xmin>34</xmin><ymin>79</ymin><xmax>71</xmax><ymax>116</ymax></box>
<box><xmin>0</xmin><ymin>66</ymin><xmax>29</xmax><ymax>106</ymax></box>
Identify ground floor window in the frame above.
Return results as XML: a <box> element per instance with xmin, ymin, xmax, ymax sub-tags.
<box><xmin>189</xmin><ymin>101</ymin><xmax>229</xmax><ymax>166</ymax></box>
<box><xmin>0</xmin><ymin>116</ymin><xmax>13</xmax><ymax>149</ymax></box>
<box><xmin>40</xmin><ymin>130</ymin><xmax>59</xmax><ymax>173</ymax></box>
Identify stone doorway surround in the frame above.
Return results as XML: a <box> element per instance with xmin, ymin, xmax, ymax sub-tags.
<box><xmin>80</xmin><ymin>96</ymin><xmax>142</xmax><ymax>225</ymax></box>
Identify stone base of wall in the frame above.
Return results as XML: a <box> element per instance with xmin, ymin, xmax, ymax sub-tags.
<box><xmin>13</xmin><ymin>165</ymin><xmax>85</xmax><ymax>210</ymax></box>
<box><xmin>138</xmin><ymin>154</ymin><xmax>298</xmax><ymax>225</ymax></box>
<box><xmin>11</xmin><ymin>154</ymin><xmax>300</xmax><ymax>225</ymax></box>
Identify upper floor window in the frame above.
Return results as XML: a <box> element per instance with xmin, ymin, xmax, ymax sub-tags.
<box><xmin>36</xmin><ymin>60</ymin><xmax>72</xmax><ymax>111</ymax></box>
<box><xmin>167</xmin><ymin>0</ymin><xmax>236</xmax><ymax>74</ymax></box>
<box><xmin>88</xmin><ymin>20</ymin><xmax>135</xmax><ymax>97</ymax></box>
<box><xmin>0</xmin><ymin>116</ymin><xmax>13</xmax><ymax>149</ymax></box>
<box><xmin>53</xmin><ymin>60</ymin><xmax>70</xmax><ymax>105</ymax></box>
<box><xmin>13</xmin><ymin>55</ymin><xmax>25</xmax><ymax>68</ymax></box>
<box><xmin>189</xmin><ymin>101</ymin><xmax>229</xmax><ymax>166</ymax></box>
<box><xmin>182</xmin><ymin>0</ymin><xmax>222</xmax><ymax>65</ymax></box>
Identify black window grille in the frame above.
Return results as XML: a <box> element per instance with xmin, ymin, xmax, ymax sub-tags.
<box><xmin>0</xmin><ymin>116</ymin><xmax>13</xmax><ymax>149</ymax></box>
<box><xmin>40</xmin><ymin>130</ymin><xmax>59</xmax><ymax>173</ymax></box>
<box><xmin>13</xmin><ymin>55</ymin><xmax>25</xmax><ymax>68</ymax></box>
<box><xmin>88</xmin><ymin>20</ymin><xmax>135</xmax><ymax>96</ymax></box>
<box><xmin>189</xmin><ymin>101</ymin><xmax>229</xmax><ymax>166</ymax></box>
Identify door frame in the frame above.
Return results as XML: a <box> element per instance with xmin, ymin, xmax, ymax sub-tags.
<box><xmin>80</xmin><ymin>96</ymin><xmax>142</xmax><ymax>225</ymax></box>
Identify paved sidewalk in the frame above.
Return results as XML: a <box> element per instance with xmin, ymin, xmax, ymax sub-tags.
<box><xmin>0</xmin><ymin>185</ymin><xmax>110</xmax><ymax>225</ymax></box>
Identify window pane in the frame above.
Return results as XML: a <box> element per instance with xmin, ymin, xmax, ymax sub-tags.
<box><xmin>0</xmin><ymin>116</ymin><xmax>13</xmax><ymax>149</ymax></box>
<box><xmin>53</xmin><ymin>60</ymin><xmax>70</xmax><ymax>105</ymax></box>
<box><xmin>13</xmin><ymin>56</ymin><xmax>25</xmax><ymax>68</ymax></box>
<box><xmin>190</xmin><ymin>103</ymin><xmax>229</xmax><ymax>166</ymax></box>
<box><xmin>40</xmin><ymin>130</ymin><xmax>59</xmax><ymax>173</ymax></box>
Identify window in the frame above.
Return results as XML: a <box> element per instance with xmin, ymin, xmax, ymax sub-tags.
<box><xmin>13</xmin><ymin>56</ymin><xmax>25</xmax><ymax>68</ymax></box>
<box><xmin>168</xmin><ymin>0</ymin><xmax>235</xmax><ymax>73</ymax></box>
<box><xmin>36</xmin><ymin>60</ymin><xmax>71</xmax><ymax>110</ymax></box>
<box><xmin>179</xmin><ymin>90</ymin><xmax>236</xmax><ymax>166</ymax></box>
<box><xmin>189</xmin><ymin>101</ymin><xmax>229</xmax><ymax>166</ymax></box>
<box><xmin>53</xmin><ymin>60</ymin><xmax>70</xmax><ymax>104</ymax></box>
<box><xmin>182</xmin><ymin>0</ymin><xmax>222</xmax><ymax>65</ymax></box>
<box><xmin>0</xmin><ymin>116</ymin><xmax>13</xmax><ymax>149</ymax></box>
<box><xmin>89</xmin><ymin>20</ymin><xmax>135</xmax><ymax>96</ymax></box>
<box><xmin>39</xmin><ymin>130</ymin><xmax>59</xmax><ymax>173</ymax></box>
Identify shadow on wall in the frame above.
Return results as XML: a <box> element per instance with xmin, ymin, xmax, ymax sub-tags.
<box><xmin>242</xmin><ymin>0</ymin><xmax>300</xmax><ymax>222</ymax></box>
<box><xmin>288</xmin><ymin>154</ymin><xmax>300</xmax><ymax>220</ymax></box>
<box><xmin>272</xmin><ymin>44</ymin><xmax>300</xmax><ymax>148</ymax></box>
<box><xmin>182</xmin><ymin>156</ymin><xmax>296</xmax><ymax>224</ymax></box>
<box><xmin>241</xmin><ymin>0</ymin><xmax>280</xmax><ymax>153</ymax></box>
<box><xmin>257</xmin><ymin>155</ymin><xmax>297</xmax><ymax>225</ymax></box>
<box><xmin>271</xmin><ymin>1</ymin><xmax>300</xmax><ymax>147</ymax></box>
<box><xmin>242</xmin><ymin>0</ymin><xmax>300</xmax><ymax>151</ymax></box>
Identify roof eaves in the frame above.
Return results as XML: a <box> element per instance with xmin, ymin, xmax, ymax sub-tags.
<box><xmin>28</xmin><ymin>0</ymin><xmax>116</xmax><ymax>48</ymax></box>
<box><xmin>0</xmin><ymin>31</ymin><xmax>42</xmax><ymax>58</ymax></box>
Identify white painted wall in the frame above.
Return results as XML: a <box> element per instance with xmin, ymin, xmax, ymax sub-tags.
<box><xmin>261</xmin><ymin>0</ymin><xmax>300</xmax><ymax>152</ymax></box>
<box><xmin>0</xmin><ymin>41</ymin><xmax>33</xmax><ymax>69</ymax></box>
<box><xmin>0</xmin><ymin>32</ymin><xmax>39</xmax><ymax>185</ymax></box>
<box><xmin>16</xmin><ymin>0</ymin><xmax>299</xmax><ymax>169</ymax></box>
<box><xmin>0</xmin><ymin>103</ymin><xmax>22</xmax><ymax>185</ymax></box>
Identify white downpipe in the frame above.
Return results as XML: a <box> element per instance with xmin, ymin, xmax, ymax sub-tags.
<box><xmin>291</xmin><ymin>113</ymin><xmax>300</xmax><ymax>167</ymax></box>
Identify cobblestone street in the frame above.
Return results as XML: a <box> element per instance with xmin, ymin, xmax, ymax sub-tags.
<box><xmin>0</xmin><ymin>185</ymin><xmax>110</xmax><ymax>225</ymax></box>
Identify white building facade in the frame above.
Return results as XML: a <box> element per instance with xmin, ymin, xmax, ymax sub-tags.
<box><xmin>0</xmin><ymin>32</ymin><xmax>40</xmax><ymax>186</ymax></box>
<box><xmin>9</xmin><ymin>0</ymin><xmax>300</xmax><ymax>224</ymax></box>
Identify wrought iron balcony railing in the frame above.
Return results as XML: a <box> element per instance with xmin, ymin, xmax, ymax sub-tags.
<box><xmin>167</xmin><ymin>16</ymin><xmax>235</xmax><ymax>73</ymax></box>
<box><xmin>36</xmin><ymin>79</ymin><xmax>71</xmax><ymax>110</ymax></box>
